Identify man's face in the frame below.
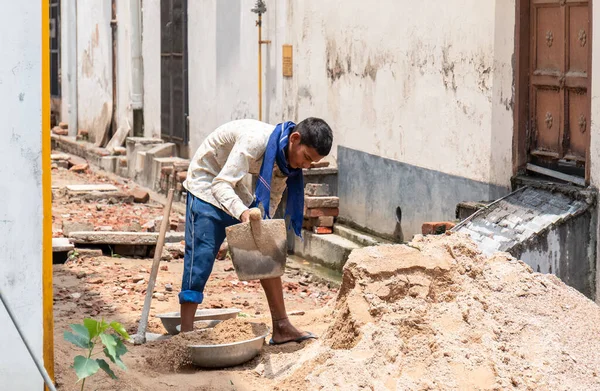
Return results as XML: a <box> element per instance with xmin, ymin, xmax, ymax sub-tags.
<box><xmin>287</xmin><ymin>132</ymin><xmax>324</xmax><ymax>169</ymax></box>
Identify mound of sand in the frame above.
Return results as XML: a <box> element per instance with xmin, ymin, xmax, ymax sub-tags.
<box><xmin>275</xmin><ymin>234</ymin><xmax>600</xmax><ymax>390</ymax></box>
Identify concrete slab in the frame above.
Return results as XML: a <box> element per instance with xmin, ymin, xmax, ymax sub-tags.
<box><xmin>66</xmin><ymin>184</ymin><xmax>119</xmax><ymax>192</ymax></box>
<box><xmin>293</xmin><ymin>230</ymin><xmax>360</xmax><ymax>271</ymax></box>
<box><xmin>333</xmin><ymin>224</ymin><xmax>390</xmax><ymax>247</ymax></box>
<box><xmin>68</xmin><ymin>231</ymin><xmax>185</xmax><ymax>245</ymax></box>
<box><xmin>52</xmin><ymin>238</ymin><xmax>74</xmax><ymax>252</ymax></box>
<box><xmin>69</xmin><ymin>231</ymin><xmax>159</xmax><ymax>245</ymax></box>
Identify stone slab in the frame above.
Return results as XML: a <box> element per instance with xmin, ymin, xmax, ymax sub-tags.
<box><xmin>53</xmin><ymin>238</ymin><xmax>74</xmax><ymax>252</ymax></box>
<box><xmin>69</xmin><ymin>231</ymin><xmax>159</xmax><ymax>245</ymax></box>
<box><xmin>293</xmin><ymin>230</ymin><xmax>360</xmax><ymax>271</ymax></box>
<box><xmin>66</xmin><ymin>184</ymin><xmax>119</xmax><ymax>193</ymax></box>
<box><xmin>305</xmin><ymin>183</ymin><xmax>330</xmax><ymax>197</ymax></box>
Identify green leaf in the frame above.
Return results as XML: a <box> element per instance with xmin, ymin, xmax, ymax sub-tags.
<box><xmin>96</xmin><ymin>359</ymin><xmax>118</xmax><ymax>379</ymax></box>
<box><xmin>115</xmin><ymin>338</ymin><xmax>128</xmax><ymax>358</ymax></box>
<box><xmin>110</xmin><ymin>322</ymin><xmax>130</xmax><ymax>340</ymax></box>
<box><xmin>64</xmin><ymin>331</ymin><xmax>91</xmax><ymax>349</ymax></box>
<box><xmin>73</xmin><ymin>355</ymin><xmax>100</xmax><ymax>381</ymax></box>
<box><xmin>104</xmin><ymin>348</ymin><xmax>127</xmax><ymax>370</ymax></box>
<box><xmin>70</xmin><ymin>324</ymin><xmax>90</xmax><ymax>340</ymax></box>
<box><xmin>100</xmin><ymin>333</ymin><xmax>118</xmax><ymax>361</ymax></box>
<box><xmin>83</xmin><ymin>319</ymin><xmax>100</xmax><ymax>339</ymax></box>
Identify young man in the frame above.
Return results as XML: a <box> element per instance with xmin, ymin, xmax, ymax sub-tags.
<box><xmin>180</xmin><ymin>117</ymin><xmax>333</xmax><ymax>344</ymax></box>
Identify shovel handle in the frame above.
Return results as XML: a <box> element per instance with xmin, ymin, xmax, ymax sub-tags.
<box><xmin>248</xmin><ymin>208</ymin><xmax>262</xmax><ymax>238</ymax></box>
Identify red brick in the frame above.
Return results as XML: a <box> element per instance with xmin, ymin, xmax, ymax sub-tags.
<box><xmin>304</xmin><ymin>216</ymin><xmax>334</xmax><ymax>229</ymax></box>
<box><xmin>161</xmin><ymin>166</ymin><xmax>174</xmax><ymax>175</ymax></box>
<box><xmin>304</xmin><ymin>207</ymin><xmax>339</xmax><ymax>218</ymax></box>
<box><xmin>176</xmin><ymin>171</ymin><xmax>187</xmax><ymax>183</ymax></box>
<box><xmin>421</xmin><ymin>222</ymin><xmax>456</xmax><ymax>235</ymax></box>
<box><xmin>131</xmin><ymin>189</ymin><xmax>150</xmax><ymax>203</ymax></box>
<box><xmin>313</xmin><ymin>226</ymin><xmax>333</xmax><ymax>234</ymax></box>
<box><xmin>69</xmin><ymin>163</ymin><xmax>89</xmax><ymax>173</ymax></box>
<box><xmin>305</xmin><ymin>196</ymin><xmax>339</xmax><ymax>209</ymax></box>
<box><xmin>52</xmin><ymin>126</ymin><xmax>68</xmax><ymax>136</ymax></box>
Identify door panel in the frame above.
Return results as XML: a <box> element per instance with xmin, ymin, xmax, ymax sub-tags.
<box><xmin>528</xmin><ymin>0</ymin><xmax>590</xmax><ymax>175</ymax></box>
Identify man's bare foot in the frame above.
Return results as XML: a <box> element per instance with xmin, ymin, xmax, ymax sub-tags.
<box><xmin>270</xmin><ymin>317</ymin><xmax>314</xmax><ymax>344</ymax></box>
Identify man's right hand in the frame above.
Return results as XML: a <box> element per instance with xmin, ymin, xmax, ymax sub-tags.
<box><xmin>240</xmin><ymin>210</ymin><xmax>251</xmax><ymax>223</ymax></box>
<box><xmin>240</xmin><ymin>208</ymin><xmax>261</xmax><ymax>223</ymax></box>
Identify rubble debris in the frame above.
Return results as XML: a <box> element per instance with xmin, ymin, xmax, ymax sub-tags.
<box><xmin>66</xmin><ymin>184</ymin><xmax>119</xmax><ymax>193</ymax></box>
<box><xmin>131</xmin><ymin>188</ymin><xmax>150</xmax><ymax>203</ymax></box>
<box><xmin>421</xmin><ymin>221</ymin><xmax>455</xmax><ymax>235</ymax></box>
<box><xmin>69</xmin><ymin>163</ymin><xmax>89</xmax><ymax>173</ymax></box>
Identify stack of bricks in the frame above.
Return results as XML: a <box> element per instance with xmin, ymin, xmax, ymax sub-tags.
<box><xmin>303</xmin><ymin>183</ymin><xmax>339</xmax><ymax>234</ymax></box>
<box><xmin>159</xmin><ymin>160</ymin><xmax>190</xmax><ymax>202</ymax></box>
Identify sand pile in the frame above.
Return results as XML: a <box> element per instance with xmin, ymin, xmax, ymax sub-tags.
<box><xmin>275</xmin><ymin>234</ymin><xmax>600</xmax><ymax>390</ymax></box>
<box><xmin>146</xmin><ymin>318</ymin><xmax>268</xmax><ymax>372</ymax></box>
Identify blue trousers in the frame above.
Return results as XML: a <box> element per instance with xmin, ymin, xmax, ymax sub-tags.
<box><xmin>179</xmin><ymin>193</ymin><xmax>239</xmax><ymax>304</ymax></box>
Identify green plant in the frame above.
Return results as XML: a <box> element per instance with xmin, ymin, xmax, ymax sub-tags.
<box><xmin>64</xmin><ymin>318</ymin><xmax>130</xmax><ymax>390</ymax></box>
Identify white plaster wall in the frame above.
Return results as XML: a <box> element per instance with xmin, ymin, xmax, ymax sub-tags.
<box><xmin>284</xmin><ymin>0</ymin><xmax>514</xmax><ymax>187</ymax></box>
<box><xmin>142</xmin><ymin>0</ymin><xmax>161</xmax><ymax>139</ymax></box>
<box><xmin>187</xmin><ymin>0</ymin><xmax>285</xmax><ymax>154</ymax></box>
<box><xmin>116</xmin><ymin>0</ymin><xmax>134</xmax><ymax>136</ymax></box>
<box><xmin>186</xmin><ymin>0</ymin><xmax>514</xmax><ymax>187</ymax></box>
<box><xmin>0</xmin><ymin>3</ymin><xmax>43</xmax><ymax>389</ymax></box>
<box><xmin>77</xmin><ymin>0</ymin><xmax>113</xmax><ymax>143</ymax></box>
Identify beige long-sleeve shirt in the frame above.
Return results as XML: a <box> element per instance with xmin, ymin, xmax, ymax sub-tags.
<box><xmin>183</xmin><ymin>119</ymin><xmax>288</xmax><ymax>220</ymax></box>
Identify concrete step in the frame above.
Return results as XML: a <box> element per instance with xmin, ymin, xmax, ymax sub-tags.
<box><xmin>333</xmin><ymin>224</ymin><xmax>389</xmax><ymax>247</ymax></box>
<box><xmin>293</xmin><ymin>230</ymin><xmax>361</xmax><ymax>272</ymax></box>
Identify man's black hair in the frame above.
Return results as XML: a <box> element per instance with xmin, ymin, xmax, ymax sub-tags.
<box><xmin>295</xmin><ymin>117</ymin><xmax>333</xmax><ymax>156</ymax></box>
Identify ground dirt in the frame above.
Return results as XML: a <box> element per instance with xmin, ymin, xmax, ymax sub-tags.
<box><xmin>52</xmin><ymin>167</ymin><xmax>337</xmax><ymax>391</ymax></box>
<box><xmin>53</xmin><ymin>164</ymin><xmax>600</xmax><ymax>391</ymax></box>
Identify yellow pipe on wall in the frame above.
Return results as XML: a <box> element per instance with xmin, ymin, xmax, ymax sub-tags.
<box><xmin>257</xmin><ymin>13</ymin><xmax>270</xmax><ymax>122</ymax></box>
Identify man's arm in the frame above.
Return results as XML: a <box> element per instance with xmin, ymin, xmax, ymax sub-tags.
<box><xmin>211</xmin><ymin>136</ymin><xmax>261</xmax><ymax>221</ymax></box>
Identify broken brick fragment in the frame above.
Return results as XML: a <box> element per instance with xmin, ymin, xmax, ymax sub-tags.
<box><xmin>304</xmin><ymin>207</ymin><xmax>339</xmax><ymax>218</ymax></box>
<box><xmin>421</xmin><ymin>222</ymin><xmax>456</xmax><ymax>235</ymax></box>
<box><xmin>52</xmin><ymin>126</ymin><xmax>68</xmax><ymax>136</ymax></box>
<box><xmin>176</xmin><ymin>171</ymin><xmax>187</xmax><ymax>183</ymax></box>
<box><xmin>69</xmin><ymin>163</ymin><xmax>89</xmax><ymax>173</ymax></box>
<box><xmin>131</xmin><ymin>189</ymin><xmax>150</xmax><ymax>203</ymax></box>
<box><xmin>305</xmin><ymin>196</ymin><xmax>339</xmax><ymax>209</ymax></box>
<box><xmin>59</xmin><ymin>122</ymin><xmax>69</xmax><ymax>129</ymax></box>
<box><xmin>310</xmin><ymin>161</ymin><xmax>330</xmax><ymax>169</ymax></box>
<box><xmin>313</xmin><ymin>226</ymin><xmax>333</xmax><ymax>234</ymax></box>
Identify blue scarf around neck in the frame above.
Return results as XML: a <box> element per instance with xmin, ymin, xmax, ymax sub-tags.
<box><xmin>255</xmin><ymin>121</ymin><xmax>304</xmax><ymax>237</ymax></box>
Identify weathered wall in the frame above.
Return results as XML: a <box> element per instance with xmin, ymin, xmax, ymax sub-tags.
<box><xmin>0</xmin><ymin>3</ymin><xmax>43</xmax><ymax>389</ymax></box>
<box><xmin>116</xmin><ymin>0</ymin><xmax>133</xmax><ymax>136</ymax></box>
<box><xmin>142</xmin><ymin>0</ymin><xmax>161</xmax><ymax>139</ymax></box>
<box><xmin>77</xmin><ymin>0</ymin><xmax>113</xmax><ymax>143</ymax></box>
<box><xmin>186</xmin><ymin>0</ymin><xmax>286</xmax><ymax>155</ymax></box>
<box><xmin>284</xmin><ymin>0</ymin><xmax>515</xmax><ymax>185</ymax></box>
<box><xmin>517</xmin><ymin>210</ymin><xmax>597</xmax><ymax>300</ymax></box>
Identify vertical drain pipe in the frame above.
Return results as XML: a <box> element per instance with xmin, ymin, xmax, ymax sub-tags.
<box><xmin>251</xmin><ymin>1</ymin><xmax>270</xmax><ymax>122</ymax></box>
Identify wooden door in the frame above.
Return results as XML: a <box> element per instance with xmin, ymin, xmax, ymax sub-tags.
<box><xmin>529</xmin><ymin>0</ymin><xmax>590</xmax><ymax>176</ymax></box>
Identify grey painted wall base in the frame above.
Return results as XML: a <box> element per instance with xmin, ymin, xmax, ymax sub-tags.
<box><xmin>337</xmin><ymin>146</ymin><xmax>509</xmax><ymax>240</ymax></box>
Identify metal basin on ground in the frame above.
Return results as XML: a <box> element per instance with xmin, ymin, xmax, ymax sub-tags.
<box><xmin>188</xmin><ymin>327</ymin><xmax>270</xmax><ymax>368</ymax></box>
<box><xmin>156</xmin><ymin>308</ymin><xmax>240</xmax><ymax>335</ymax></box>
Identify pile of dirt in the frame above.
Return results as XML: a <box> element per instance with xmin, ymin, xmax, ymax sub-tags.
<box><xmin>146</xmin><ymin>318</ymin><xmax>268</xmax><ymax>372</ymax></box>
<box><xmin>274</xmin><ymin>234</ymin><xmax>600</xmax><ymax>390</ymax></box>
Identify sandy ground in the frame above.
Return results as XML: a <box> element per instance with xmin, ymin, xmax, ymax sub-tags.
<box><xmin>52</xmin><ymin>166</ymin><xmax>338</xmax><ymax>391</ymax></box>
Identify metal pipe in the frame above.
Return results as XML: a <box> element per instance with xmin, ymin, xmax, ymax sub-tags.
<box><xmin>0</xmin><ymin>291</ymin><xmax>57</xmax><ymax>391</ymax></box>
<box><xmin>252</xmin><ymin>1</ymin><xmax>270</xmax><ymax>122</ymax></box>
<box><xmin>67</xmin><ymin>0</ymin><xmax>78</xmax><ymax>137</ymax></box>
<box><xmin>130</xmin><ymin>0</ymin><xmax>144</xmax><ymax>110</ymax></box>
<box><xmin>258</xmin><ymin>13</ymin><xmax>262</xmax><ymax>121</ymax></box>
